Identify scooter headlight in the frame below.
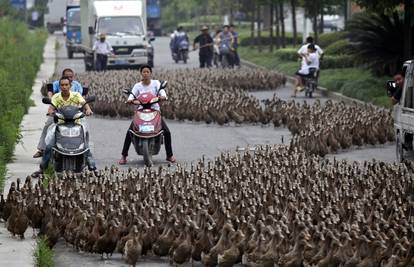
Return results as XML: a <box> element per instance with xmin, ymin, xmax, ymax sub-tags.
<box><xmin>139</xmin><ymin>112</ymin><xmax>157</xmax><ymax>122</ymax></box>
<box><xmin>59</xmin><ymin>125</ymin><xmax>81</xmax><ymax>137</ymax></box>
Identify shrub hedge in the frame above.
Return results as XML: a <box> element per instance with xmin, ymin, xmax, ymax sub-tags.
<box><xmin>318</xmin><ymin>31</ymin><xmax>349</xmax><ymax>48</ymax></box>
<box><xmin>0</xmin><ymin>17</ymin><xmax>46</xmax><ymax>189</ymax></box>
<box><xmin>240</xmin><ymin>32</ymin><xmax>304</xmax><ymax>47</ymax></box>
<box><xmin>324</xmin><ymin>39</ymin><xmax>354</xmax><ymax>55</ymax></box>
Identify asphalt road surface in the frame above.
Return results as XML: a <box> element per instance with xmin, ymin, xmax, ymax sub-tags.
<box><xmin>52</xmin><ymin>33</ymin><xmax>396</xmax><ymax>266</ymax></box>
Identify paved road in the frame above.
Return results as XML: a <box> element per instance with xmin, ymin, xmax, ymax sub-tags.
<box><xmin>52</xmin><ymin>33</ymin><xmax>396</xmax><ymax>266</ymax></box>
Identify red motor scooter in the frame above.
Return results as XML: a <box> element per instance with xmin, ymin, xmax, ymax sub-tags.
<box><xmin>123</xmin><ymin>81</ymin><xmax>167</xmax><ymax>167</ymax></box>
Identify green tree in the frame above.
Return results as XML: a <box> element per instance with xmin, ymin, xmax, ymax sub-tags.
<box><xmin>354</xmin><ymin>0</ymin><xmax>413</xmax><ymax>61</ymax></box>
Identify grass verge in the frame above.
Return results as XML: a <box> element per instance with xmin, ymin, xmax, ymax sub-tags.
<box><xmin>0</xmin><ymin>17</ymin><xmax>47</xmax><ymax>190</ymax></box>
<box><xmin>34</xmin><ymin>237</ymin><xmax>55</xmax><ymax>267</ymax></box>
<box><xmin>239</xmin><ymin>45</ymin><xmax>392</xmax><ymax>108</ymax></box>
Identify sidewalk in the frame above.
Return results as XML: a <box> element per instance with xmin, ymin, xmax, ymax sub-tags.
<box><xmin>0</xmin><ymin>35</ymin><xmax>56</xmax><ymax>267</ymax></box>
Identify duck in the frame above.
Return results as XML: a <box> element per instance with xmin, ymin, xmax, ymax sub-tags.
<box><xmin>93</xmin><ymin>219</ymin><xmax>119</xmax><ymax>259</ymax></box>
<box><xmin>201</xmin><ymin>223</ymin><xmax>234</xmax><ymax>267</ymax></box>
<box><xmin>217</xmin><ymin>229</ymin><xmax>245</xmax><ymax>267</ymax></box>
<box><xmin>172</xmin><ymin>220</ymin><xmax>194</xmax><ymax>266</ymax></box>
<box><xmin>124</xmin><ymin>225</ymin><xmax>142</xmax><ymax>267</ymax></box>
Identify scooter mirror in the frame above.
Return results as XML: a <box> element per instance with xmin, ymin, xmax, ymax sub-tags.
<box><xmin>123</xmin><ymin>89</ymin><xmax>131</xmax><ymax>95</ymax></box>
<box><xmin>85</xmin><ymin>95</ymin><xmax>96</xmax><ymax>103</ymax></box>
<box><xmin>160</xmin><ymin>80</ymin><xmax>168</xmax><ymax>89</ymax></box>
<box><xmin>42</xmin><ymin>97</ymin><xmax>52</xmax><ymax>105</ymax></box>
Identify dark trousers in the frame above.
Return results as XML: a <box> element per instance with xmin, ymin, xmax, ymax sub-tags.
<box><xmin>96</xmin><ymin>54</ymin><xmax>108</xmax><ymax>71</ymax></box>
<box><xmin>199</xmin><ymin>53</ymin><xmax>213</xmax><ymax>68</ymax></box>
<box><xmin>233</xmin><ymin>48</ymin><xmax>240</xmax><ymax>66</ymax></box>
<box><xmin>40</xmin><ymin>144</ymin><xmax>95</xmax><ymax>170</ymax></box>
<box><xmin>122</xmin><ymin>118</ymin><xmax>173</xmax><ymax>158</ymax></box>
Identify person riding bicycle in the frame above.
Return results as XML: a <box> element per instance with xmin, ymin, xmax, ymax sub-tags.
<box><xmin>293</xmin><ymin>44</ymin><xmax>319</xmax><ymax>97</ymax></box>
<box><xmin>118</xmin><ymin>64</ymin><xmax>176</xmax><ymax>165</ymax></box>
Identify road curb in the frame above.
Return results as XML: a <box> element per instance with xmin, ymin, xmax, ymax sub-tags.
<box><xmin>0</xmin><ymin>35</ymin><xmax>56</xmax><ymax>267</ymax></box>
<box><xmin>241</xmin><ymin>58</ymin><xmax>367</xmax><ymax>106</ymax></box>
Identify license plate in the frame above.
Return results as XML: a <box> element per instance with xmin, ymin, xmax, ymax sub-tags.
<box><xmin>115</xmin><ymin>59</ymin><xmax>127</xmax><ymax>65</ymax></box>
<box><xmin>139</xmin><ymin>125</ymin><xmax>154</xmax><ymax>133</ymax></box>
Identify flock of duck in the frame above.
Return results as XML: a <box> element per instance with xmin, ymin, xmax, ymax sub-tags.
<box><xmin>45</xmin><ymin>68</ymin><xmax>394</xmax><ymax>156</ymax></box>
<box><xmin>1</xmin><ymin>145</ymin><xmax>413</xmax><ymax>266</ymax></box>
<box><xmin>71</xmin><ymin>68</ymin><xmax>286</xmax><ymax>122</ymax></box>
<box><xmin>262</xmin><ymin>96</ymin><xmax>395</xmax><ymax>156</ymax></box>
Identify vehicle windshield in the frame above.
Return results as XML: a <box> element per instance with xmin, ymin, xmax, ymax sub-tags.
<box><xmin>67</xmin><ymin>8</ymin><xmax>80</xmax><ymax>26</ymax></box>
<box><xmin>98</xmin><ymin>16</ymin><xmax>144</xmax><ymax>36</ymax></box>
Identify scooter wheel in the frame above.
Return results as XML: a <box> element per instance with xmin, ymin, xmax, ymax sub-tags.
<box><xmin>142</xmin><ymin>139</ymin><xmax>152</xmax><ymax>167</ymax></box>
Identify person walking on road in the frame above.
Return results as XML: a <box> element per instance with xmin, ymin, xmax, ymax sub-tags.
<box><xmin>229</xmin><ymin>24</ymin><xmax>240</xmax><ymax>68</ymax></box>
<box><xmin>218</xmin><ymin>25</ymin><xmax>235</xmax><ymax>68</ymax></box>
<box><xmin>93</xmin><ymin>33</ymin><xmax>113</xmax><ymax>71</ymax></box>
<box><xmin>33</xmin><ymin>68</ymin><xmax>84</xmax><ymax>158</ymax></box>
<box><xmin>193</xmin><ymin>25</ymin><xmax>214</xmax><ymax>68</ymax></box>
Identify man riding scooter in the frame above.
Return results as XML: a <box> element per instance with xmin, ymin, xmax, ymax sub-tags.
<box><xmin>170</xmin><ymin>26</ymin><xmax>189</xmax><ymax>63</ymax></box>
<box><xmin>32</xmin><ymin>76</ymin><xmax>95</xmax><ymax>177</ymax></box>
<box><xmin>118</xmin><ymin>64</ymin><xmax>176</xmax><ymax>165</ymax></box>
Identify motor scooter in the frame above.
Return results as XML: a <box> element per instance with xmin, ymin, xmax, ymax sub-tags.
<box><xmin>123</xmin><ymin>81</ymin><xmax>167</xmax><ymax>167</ymax></box>
<box><xmin>172</xmin><ymin>40</ymin><xmax>189</xmax><ymax>64</ymax></box>
<box><xmin>42</xmin><ymin>96</ymin><xmax>95</xmax><ymax>172</ymax></box>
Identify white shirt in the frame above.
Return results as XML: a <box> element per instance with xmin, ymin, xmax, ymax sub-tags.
<box><xmin>298</xmin><ymin>52</ymin><xmax>319</xmax><ymax>75</ymax></box>
<box><xmin>92</xmin><ymin>40</ymin><xmax>113</xmax><ymax>55</ymax></box>
<box><xmin>128</xmin><ymin>80</ymin><xmax>167</xmax><ymax>111</ymax></box>
<box><xmin>298</xmin><ymin>43</ymin><xmax>323</xmax><ymax>67</ymax></box>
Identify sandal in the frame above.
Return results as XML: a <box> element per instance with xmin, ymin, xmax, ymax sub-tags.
<box><xmin>166</xmin><ymin>156</ymin><xmax>177</xmax><ymax>163</ymax></box>
<box><xmin>32</xmin><ymin>150</ymin><xmax>43</xmax><ymax>158</ymax></box>
<box><xmin>31</xmin><ymin>170</ymin><xmax>43</xmax><ymax>178</ymax></box>
<box><xmin>118</xmin><ymin>157</ymin><xmax>127</xmax><ymax>165</ymax></box>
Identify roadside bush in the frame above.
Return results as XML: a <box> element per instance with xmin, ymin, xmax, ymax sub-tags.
<box><xmin>240</xmin><ymin>32</ymin><xmax>303</xmax><ymax>47</ymax></box>
<box><xmin>321</xmin><ymin>55</ymin><xmax>356</xmax><ymax>69</ymax></box>
<box><xmin>0</xmin><ymin>17</ymin><xmax>46</xmax><ymax>189</ymax></box>
<box><xmin>274</xmin><ymin>48</ymin><xmax>298</xmax><ymax>61</ymax></box>
<box><xmin>324</xmin><ymin>39</ymin><xmax>354</xmax><ymax>55</ymax></box>
<box><xmin>318</xmin><ymin>31</ymin><xmax>349</xmax><ymax>48</ymax></box>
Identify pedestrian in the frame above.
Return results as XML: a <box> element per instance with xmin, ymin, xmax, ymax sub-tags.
<box><xmin>33</xmin><ymin>68</ymin><xmax>84</xmax><ymax>158</ymax></box>
<box><xmin>213</xmin><ymin>29</ymin><xmax>222</xmax><ymax>68</ymax></box>
<box><xmin>218</xmin><ymin>25</ymin><xmax>234</xmax><ymax>68</ymax></box>
<box><xmin>93</xmin><ymin>33</ymin><xmax>113</xmax><ymax>71</ymax></box>
<box><xmin>229</xmin><ymin>24</ymin><xmax>240</xmax><ymax>68</ymax></box>
<box><xmin>193</xmin><ymin>25</ymin><xmax>214</xmax><ymax>68</ymax></box>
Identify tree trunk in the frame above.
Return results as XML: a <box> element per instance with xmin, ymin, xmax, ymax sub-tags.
<box><xmin>257</xmin><ymin>4</ymin><xmax>262</xmax><ymax>52</ymax></box>
<box><xmin>319</xmin><ymin>6</ymin><xmax>324</xmax><ymax>33</ymax></box>
<box><xmin>275</xmin><ymin>2</ymin><xmax>280</xmax><ymax>49</ymax></box>
<box><xmin>270</xmin><ymin>3</ymin><xmax>274</xmax><ymax>52</ymax></box>
<box><xmin>343</xmin><ymin>0</ymin><xmax>348</xmax><ymax>25</ymax></box>
<box><xmin>250</xmin><ymin>1</ymin><xmax>255</xmax><ymax>48</ymax></box>
<box><xmin>291</xmin><ymin>0</ymin><xmax>297</xmax><ymax>46</ymax></box>
<box><xmin>403</xmin><ymin>0</ymin><xmax>413</xmax><ymax>60</ymax></box>
<box><xmin>279</xmin><ymin>1</ymin><xmax>286</xmax><ymax>48</ymax></box>
<box><xmin>313</xmin><ymin>14</ymin><xmax>318</xmax><ymax>43</ymax></box>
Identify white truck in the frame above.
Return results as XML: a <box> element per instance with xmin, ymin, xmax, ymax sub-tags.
<box><xmin>391</xmin><ymin>60</ymin><xmax>414</xmax><ymax>161</ymax></box>
<box><xmin>44</xmin><ymin>0</ymin><xmax>67</xmax><ymax>33</ymax></box>
<box><xmin>80</xmin><ymin>0</ymin><xmax>154</xmax><ymax>70</ymax></box>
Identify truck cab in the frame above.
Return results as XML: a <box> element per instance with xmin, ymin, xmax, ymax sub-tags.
<box><xmin>81</xmin><ymin>0</ymin><xmax>154</xmax><ymax>70</ymax></box>
<box><xmin>393</xmin><ymin>60</ymin><xmax>414</xmax><ymax>161</ymax></box>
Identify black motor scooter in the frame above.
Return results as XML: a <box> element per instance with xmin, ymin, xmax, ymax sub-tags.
<box><xmin>42</xmin><ymin>96</ymin><xmax>95</xmax><ymax>172</ymax></box>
